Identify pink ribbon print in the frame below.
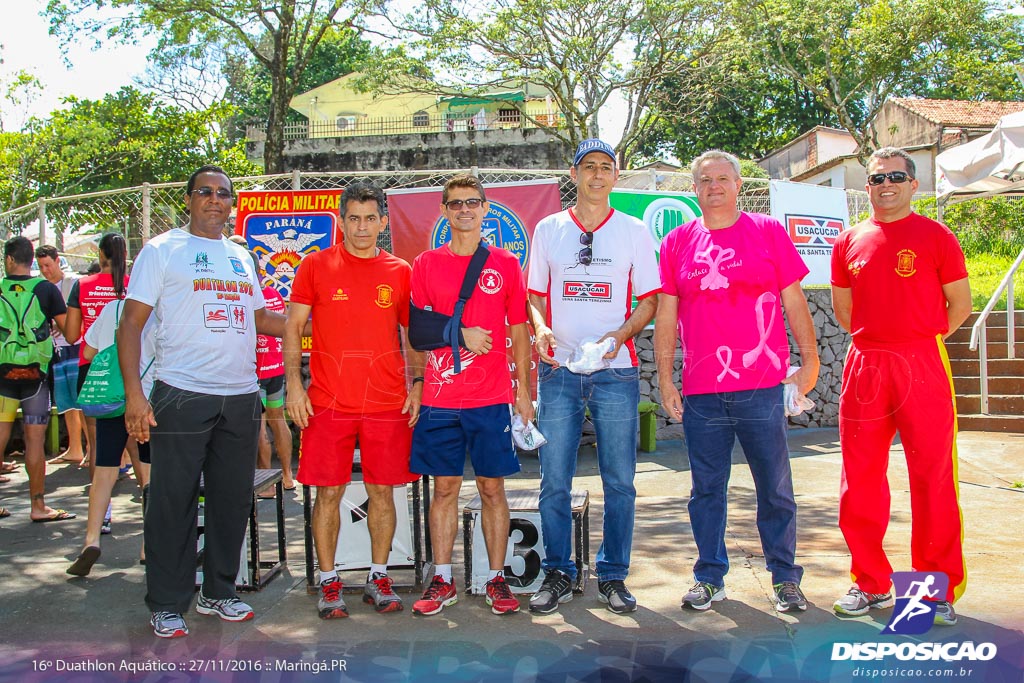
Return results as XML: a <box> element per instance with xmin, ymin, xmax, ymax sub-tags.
<box><xmin>742</xmin><ymin>291</ymin><xmax>782</xmax><ymax>370</ymax></box>
<box><xmin>695</xmin><ymin>244</ymin><xmax>736</xmax><ymax>291</ymax></box>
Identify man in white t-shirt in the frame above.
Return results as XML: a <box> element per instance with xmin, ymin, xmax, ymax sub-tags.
<box><xmin>526</xmin><ymin>139</ymin><xmax>660</xmax><ymax>615</ymax></box>
<box><xmin>118</xmin><ymin>165</ymin><xmax>289</xmax><ymax>639</ymax></box>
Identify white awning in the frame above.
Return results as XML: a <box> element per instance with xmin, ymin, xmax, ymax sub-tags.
<box><xmin>936</xmin><ymin>110</ymin><xmax>1024</xmax><ymax>202</ymax></box>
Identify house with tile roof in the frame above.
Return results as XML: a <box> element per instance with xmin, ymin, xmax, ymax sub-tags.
<box><xmin>759</xmin><ymin>98</ymin><xmax>1024</xmax><ymax>192</ymax></box>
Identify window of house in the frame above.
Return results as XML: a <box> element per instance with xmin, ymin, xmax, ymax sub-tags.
<box><xmin>497</xmin><ymin>108</ymin><xmax>521</xmax><ymax>125</ymax></box>
<box><xmin>413</xmin><ymin>111</ymin><xmax>430</xmax><ymax>127</ymax></box>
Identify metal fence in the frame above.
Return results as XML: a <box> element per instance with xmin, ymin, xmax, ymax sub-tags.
<box><xmin>0</xmin><ymin>169</ymin><xmax>872</xmax><ymax>272</ymax></box>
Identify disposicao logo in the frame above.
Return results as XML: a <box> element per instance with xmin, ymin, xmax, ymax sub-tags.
<box><xmin>831</xmin><ymin>572</ymin><xmax>997</xmax><ymax>663</ymax></box>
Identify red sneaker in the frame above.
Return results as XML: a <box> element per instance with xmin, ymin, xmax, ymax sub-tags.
<box><xmin>412</xmin><ymin>575</ymin><xmax>457</xmax><ymax>616</ymax></box>
<box><xmin>485</xmin><ymin>575</ymin><xmax>520</xmax><ymax>615</ymax></box>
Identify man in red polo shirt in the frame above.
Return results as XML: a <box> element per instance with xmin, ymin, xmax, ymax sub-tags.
<box><xmin>285</xmin><ymin>183</ymin><xmax>423</xmax><ymax>619</ymax></box>
<box><xmin>831</xmin><ymin>147</ymin><xmax>972</xmax><ymax>626</ymax></box>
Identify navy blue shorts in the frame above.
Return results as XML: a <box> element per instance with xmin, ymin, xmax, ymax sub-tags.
<box><xmin>96</xmin><ymin>416</ymin><xmax>151</xmax><ymax>468</ymax></box>
<box><xmin>410</xmin><ymin>404</ymin><xmax>520</xmax><ymax>478</ymax></box>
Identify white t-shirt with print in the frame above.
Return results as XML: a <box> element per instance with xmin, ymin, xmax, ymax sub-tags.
<box><xmin>126</xmin><ymin>227</ymin><xmax>265</xmax><ymax>395</ymax></box>
<box><xmin>527</xmin><ymin>208</ymin><xmax>661</xmax><ymax>368</ymax></box>
<box><xmin>84</xmin><ymin>299</ymin><xmax>158</xmax><ymax>398</ymax></box>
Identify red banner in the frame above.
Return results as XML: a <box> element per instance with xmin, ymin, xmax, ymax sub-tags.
<box><xmin>386</xmin><ymin>179</ymin><xmax>561</xmax><ymax>272</ymax></box>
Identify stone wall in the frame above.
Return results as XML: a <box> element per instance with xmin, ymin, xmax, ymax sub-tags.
<box><xmin>638</xmin><ymin>287</ymin><xmax>849</xmax><ymax>436</ymax></box>
<box><xmin>248</xmin><ymin>128</ymin><xmax>573</xmax><ymax>172</ymax></box>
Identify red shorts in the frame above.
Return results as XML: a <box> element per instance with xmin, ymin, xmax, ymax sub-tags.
<box><xmin>297</xmin><ymin>407</ymin><xmax>416</xmax><ymax>486</ymax></box>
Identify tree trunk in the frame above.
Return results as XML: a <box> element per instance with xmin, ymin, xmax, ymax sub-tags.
<box><xmin>264</xmin><ymin>67</ymin><xmax>289</xmax><ymax>174</ymax></box>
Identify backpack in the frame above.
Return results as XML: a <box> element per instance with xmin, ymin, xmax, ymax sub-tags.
<box><xmin>0</xmin><ymin>277</ymin><xmax>54</xmax><ymax>381</ymax></box>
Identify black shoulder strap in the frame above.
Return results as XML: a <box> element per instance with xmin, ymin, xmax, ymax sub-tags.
<box><xmin>457</xmin><ymin>242</ymin><xmax>490</xmax><ymax>303</ymax></box>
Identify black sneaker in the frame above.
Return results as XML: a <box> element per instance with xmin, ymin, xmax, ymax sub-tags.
<box><xmin>774</xmin><ymin>581</ymin><xmax>807</xmax><ymax>612</ymax></box>
<box><xmin>529</xmin><ymin>570</ymin><xmax>573</xmax><ymax>614</ymax></box>
<box><xmin>597</xmin><ymin>580</ymin><xmax>637</xmax><ymax>614</ymax></box>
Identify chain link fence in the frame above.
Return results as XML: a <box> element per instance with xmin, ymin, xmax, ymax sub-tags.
<box><xmin>0</xmin><ymin>169</ymin><xmax>871</xmax><ymax>271</ymax></box>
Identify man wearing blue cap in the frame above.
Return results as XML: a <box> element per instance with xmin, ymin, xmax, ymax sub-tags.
<box><xmin>526</xmin><ymin>139</ymin><xmax>660</xmax><ymax>614</ymax></box>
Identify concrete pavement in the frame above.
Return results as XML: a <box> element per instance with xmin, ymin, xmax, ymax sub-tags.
<box><xmin>0</xmin><ymin>428</ymin><xmax>1021</xmax><ymax>681</ymax></box>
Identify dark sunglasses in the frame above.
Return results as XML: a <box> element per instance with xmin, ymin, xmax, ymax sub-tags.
<box><xmin>579</xmin><ymin>231</ymin><xmax>594</xmax><ymax>266</ymax></box>
<box><xmin>867</xmin><ymin>171</ymin><xmax>912</xmax><ymax>186</ymax></box>
<box><xmin>443</xmin><ymin>198</ymin><xmax>484</xmax><ymax>210</ymax></box>
<box><xmin>190</xmin><ymin>187</ymin><xmax>234</xmax><ymax>199</ymax></box>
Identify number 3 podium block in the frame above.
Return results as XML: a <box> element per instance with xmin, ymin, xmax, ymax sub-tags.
<box><xmin>463</xmin><ymin>489</ymin><xmax>589</xmax><ymax>594</ymax></box>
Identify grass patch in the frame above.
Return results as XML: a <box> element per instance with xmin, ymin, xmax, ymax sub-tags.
<box><xmin>965</xmin><ymin>253</ymin><xmax>1024</xmax><ymax>311</ymax></box>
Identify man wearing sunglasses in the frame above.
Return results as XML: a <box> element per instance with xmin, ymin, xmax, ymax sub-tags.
<box><xmin>654</xmin><ymin>149</ymin><xmax>818</xmax><ymax>615</ymax></box>
<box><xmin>830</xmin><ymin>147</ymin><xmax>971</xmax><ymax>625</ymax></box>
<box><xmin>119</xmin><ymin>165</ymin><xmax>292</xmax><ymax>639</ymax></box>
<box><xmin>526</xmin><ymin>139</ymin><xmax>661</xmax><ymax>615</ymax></box>
<box><xmin>409</xmin><ymin>174</ymin><xmax>534</xmax><ymax>617</ymax></box>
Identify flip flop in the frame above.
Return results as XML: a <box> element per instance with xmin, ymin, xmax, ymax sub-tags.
<box><xmin>67</xmin><ymin>546</ymin><xmax>101</xmax><ymax>577</ymax></box>
<box><xmin>0</xmin><ymin>507</ymin><xmax>10</xmax><ymax>518</ymax></box>
<box><xmin>47</xmin><ymin>455</ymin><xmax>83</xmax><ymax>465</ymax></box>
<box><xmin>283</xmin><ymin>484</ymin><xmax>296</xmax><ymax>491</ymax></box>
<box><xmin>1</xmin><ymin>462</ymin><xmax>15</xmax><ymax>473</ymax></box>
<box><xmin>32</xmin><ymin>509</ymin><xmax>77</xmax><ymax>523</ymax></box>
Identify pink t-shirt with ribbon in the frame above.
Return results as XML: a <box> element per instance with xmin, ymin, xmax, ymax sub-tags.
<box><xmin>659</xmin><ymin>212</ymin><xmax>809</xmax><ymax>396</ymax></box>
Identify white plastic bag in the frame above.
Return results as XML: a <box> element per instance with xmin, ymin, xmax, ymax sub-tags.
<box><xmin>566</xmin><ymin>337</ymin><xmax>616</xmax><ymax>374</ymax></box>
<box><xmin>511</xmin><ymin>414</ymin><xmax>548</xmax><ymax>450</ymax></box>
<box><xmin>783</xmin><ymin>366</ymin><xmax>815</xmax><ymax>417</ymax></box>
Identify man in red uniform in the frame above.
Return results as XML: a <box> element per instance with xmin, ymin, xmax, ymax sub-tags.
<box><xmin>285</xmin><ymin>183</ymin><xmax>423</xmax><ymax>618</ymax></box>
<box><xmin>831</xmin><ymin>147</ymin><xmax>972</xmax><ymax>626</ymax></box>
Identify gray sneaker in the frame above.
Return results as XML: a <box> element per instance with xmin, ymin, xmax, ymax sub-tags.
<box><xmin>833</xmin><ymin>587</ymin><xmax>894</xmax><ymax>616</ymax></box>
<box><xmin>597</xmin><ymin>580</ymin><xmax>637</xmax><ymax>614</ymax></box>
<box><xmin>933</xmin><ymin>600</ymin><xmax>958</xmax><ymax>626</ymax></box>
<box><xmin>318</xmin><ymin>577</ymin><xmax>349</xmax><ymax>619</ymax></box>
<box><xmin>151</xmin><ymin>611</ymin><xmax>189</xmax><ymax>638</ymax></box>
<box><xmin>363</xmin><ymin>573</ymin><xmax>403</xmax><ymax>613</ymax></box>
<box><xmin>681</xmin><ymin>581</ymin><xmax>726</xmax><ymax>611</ymax></box>
<box><xmin>529</xmin><ymin>570</ymin><xmax>574</xmax><ymax>614</ymax></box>
<box><xmin>774</xmin><ymin>581</ymin><xmax>808</xmax><ymax>612</ymax></box>
<box><xmin>196</xmin><ymin>593</ymin><xmax>254</xmax><ymax>622</ymax></box>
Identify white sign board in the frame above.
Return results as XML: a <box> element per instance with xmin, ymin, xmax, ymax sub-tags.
<box><xmin>769</xmin><ymin>180</ymin><xmax>850</xmax><ymax>286</ymax></box>
<box><xmin>468</xmin><ymin>510</ymin><xmax>547</xmax><ymax>594</ymax></box>
<box><xmin>333</xmin><ymin>482</ymin><xmax>414</xmax><ymax>571</ymax></box>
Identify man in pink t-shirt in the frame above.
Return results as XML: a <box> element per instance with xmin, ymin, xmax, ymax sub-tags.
<box><xmin>653</xmin><ymin>150</ymin><xmax>819</xmax><ymax>614</ymax></box>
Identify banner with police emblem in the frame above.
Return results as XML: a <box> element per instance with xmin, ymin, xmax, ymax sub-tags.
<box><xmin>385</xmin><ymin>179</ymin><xmax>560</xmax><ymax>271</ymax></box>
<box><xmin>233</xmin><ymin>189</ymin><xmax>342</xmax><ymax>301</ymax></box>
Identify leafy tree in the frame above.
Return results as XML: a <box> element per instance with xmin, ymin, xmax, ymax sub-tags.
<box><xmin>46</xmin><ymin>0</ymin><xmax>360</xmax><ymax>173</ymax></box>
<box><xmin>364</xmin><ymin>0</ymin><xmax>722</xmax><ymax>167</ymax></box>
<box><xmin>730</xmin><ymin>0</ymin><xmax>1024</xmax><ymax>159</ymax></box>
<box><xmin>24</xmin><ymin>87</ymin><xmax>255</xmax><ymax>197</ymax></box>
<box><xmin>638</xmin><ymin>48</ymin><xmax>843</xmax><ymax>162</ymax></box>
<box><xmin>222</xmin><ymin>24</ymin><xmax>373</xmax><ymax>141</ymax></box>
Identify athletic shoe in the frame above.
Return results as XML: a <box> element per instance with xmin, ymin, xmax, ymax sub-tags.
<box><xmin>933</xmin><ymin>601</ymin><xmax>958</xmax><ymax>626</ymax></box>
<box><xmin>100</xmin><ymin>517</ymin><xmax>112</xmax><ymax>535</ymax></box>
<box><xmin>485</xmin><ymin>575</ymin><xmax>521</xmax><ymax>615</ymax></box>
<box><xmin>832</xmin><ymin>587</ymin><xmax>894</xmax><ymax>616</ymax></box>
<box><xmin>529</xmin><ymin>570</ymin><xmax>573</xmax><ymax>614</ymax></box>
<box><xmin>363</xmin><ymin>573</ymin><xmax>403</xmax><ymax>613</ymax></box>
<box><xmin>196</xmin><ymin>593</ymin><xmax>255</xmax><ymax>622</ymax></box>
<box><xmin>681</xmin><ymin>581</ymin><xmax>726</xmax><ymax>611</ymax></box>
<box><xmin>412</xmin><ymin>575</ymin><xmax>457</xmax><ymax>616</ymax></box>
<box><xmin>151</xmin><ymin>611</ymin><xmax>188</xmax><ymax>638</ymax></box>
<box><xmin>597</xmin><ymin>580</ymin><xmax>637</xmax><ymax>614</ymax></box>
<box><xmin>318</xmin><ymin>578</ymin><xmax>349</xmax><ymax>619</ymax></box>
<box><xmin>774</xmin><ymin>581</ymin><xmax>808</xmax><ymax>612</ymax></box>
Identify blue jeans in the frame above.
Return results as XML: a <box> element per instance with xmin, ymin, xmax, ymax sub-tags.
<box><xmin>537</xmin><ymin>364</ymin><xmax>638</xmax><ymax>582</ymax></box>
<box><xmin>682</xmin><ymin>385</ymin><xmax>802</xmax><ymax>586</ymax></box>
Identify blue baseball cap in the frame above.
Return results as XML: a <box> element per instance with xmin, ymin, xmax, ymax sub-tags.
<box><xmin>573</xmin><ymin>138</ymin><xmax>617</xmax><ymax>167</ymax></box>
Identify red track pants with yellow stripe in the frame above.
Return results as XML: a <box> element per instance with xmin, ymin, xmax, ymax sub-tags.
<box><xmin>838</xmin><ymin>335</ymin><xmax>966</xmax><ymax>603</ymax></box>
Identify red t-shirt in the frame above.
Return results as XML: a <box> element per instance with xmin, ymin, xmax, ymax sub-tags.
<box><xmin>256</xmin><ymin>286</ymin><xmax>286</xmax><ymax>379</ymax></box>
<box><xmin>70</xmin><ymin>273</ymin><xmax>129</xmax><ymax>365</ymax></box>
<box><xmin>411</xmin><ymin>244</ymin><xmax>527</xmax><ymax>409</ymax></box>
<box><xmin>831</xmin><ymin>212</ymin><xmax>968</xmax><ymax>344</ymax></box>
<box><xmin>290</xmin><ymin>246</ymin><xmax>411</xmax><ymax>413</ymax></box>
